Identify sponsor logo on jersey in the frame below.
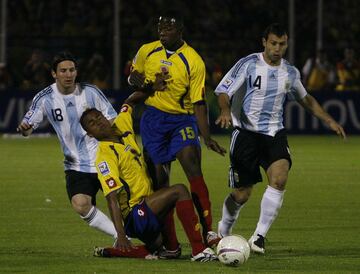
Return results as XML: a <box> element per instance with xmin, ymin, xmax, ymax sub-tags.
<box><xmin>160</xmin><ymin>60</ymin><xmax>172</xmax><ymax>66</ymax></box>
<box><xmin>98</xmin><ymin>161</ymin><xmax>110</xmax><ymax>175</ymax></box>
<box><xmin>121</xmin><ymin>105</ymin><xmax>128</xmax><ymax>113</ymax></box>
<box><xmin>222</xmin><ymin>78</ymin><xmax>233</xmax><ymax>88</ymax></box>
<box><xmin>105</xmin><ymin>177</ymin><xmax>117</xmax><ymax>189</ymax></box>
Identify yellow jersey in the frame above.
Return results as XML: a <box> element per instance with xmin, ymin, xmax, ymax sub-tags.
<box><xmin>95</xmin><ymin>104</ymin><xmax>153</xmax><ymax>218</ymax></box>
<box><xmin>132</xmin><ymin>40</ymin><xmax>206</xmax><ymax>114</ymax></box>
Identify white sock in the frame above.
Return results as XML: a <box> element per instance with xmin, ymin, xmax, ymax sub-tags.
<box><xmin>254</xmin><ymin>185</ymin><xmax>284</xmax><ymax>237</ymax></box>
<box><xmin>81</xmin><ymin>206</ymin><xmax>117</xmax><ymax>239</ymax></box>
<box><xmin>218</xmin><ymin>194</ymin><xmax>243</xmax><ymax>237</ymax></box>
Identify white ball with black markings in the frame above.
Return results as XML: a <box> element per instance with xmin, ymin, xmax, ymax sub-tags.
<box><xmin>216</xmin><ymin>235</ymin><xmax>250</xmax><ymax>266</ymax></box>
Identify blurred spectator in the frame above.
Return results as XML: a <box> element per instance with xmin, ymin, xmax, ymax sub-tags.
<box><xmin>21</xmin><ymin>50</ymin><xmax>52</xmax><ymax>90</ymax></box>
<box><xmin>335</xmin><ymin>48</ymin><xmax>360</xmax><ymax>91</ymax></box>
<box><xmin>83</xmin><ymin>53</ymin><xmax>110</xmax><ymax>90</ymax></box>
<box><xmin>302</xmin><ymin>49</ymin><xmax>335</xmax><ymax>91</ymax></box>
<box><xmin>0</xmin><ymin>63</ymin><xmax>14</xmax><ymax>90</ymax></box>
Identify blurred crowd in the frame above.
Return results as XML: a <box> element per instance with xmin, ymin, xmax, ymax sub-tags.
<box><xmin>1</xmin><ymin>0</ymin><xmax>360</xmax><ymax>92</ymax></box>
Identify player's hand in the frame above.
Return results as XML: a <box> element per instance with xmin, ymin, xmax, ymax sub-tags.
<box><xmin>215</xmin><ymin>110</ymin><xmax>232</xmax><ymax>129</ymax></box>
<box><xmin>328</xmin><ymin>120</ymin><xmax>346</xmax><ymax>139</ymax></box>
<box><xmin>128</xmin><ymin>70</ymin><xmax>145</xmax><ymax>87</ymax></box>
<box><xmin>152</xmin><ymin>71</ymin><xmax>170</xmax><ymax>91</ymax></box>
<box><xmin>204</xmin><ymin>137</ymin><xmax>227</xmax><ymax>156</ymax></box>
<box><xmin>114</xmin><ymin>234</ymin><xmax>134</xmax><ymax>252</ymax></box>
<box><xmin>16</xmin><ymin>121</ymin><xmax>33</xmax><ymax>136</ymax></box>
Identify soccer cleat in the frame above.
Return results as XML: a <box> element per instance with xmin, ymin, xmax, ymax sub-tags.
<box><xmin>157</xmin><ymin>245</ymin><xmax>182</xmax><ymax>259</ymax></box>
<box><xmin>206</xmin><ymin>231</ymin><xmax>222</xmax><ymax>249</ymax></box>
<box><xmin>191</xmin><ymin>247</ymin><xmax>218</xmax><ymax>262</ymax></box>
<box><xmin>93</xmin><ymin>246</ymin><xmax>105</xmax><ymax>257</ymax></box>
<box><xmin>248</xmin><ymin>234</ymin><xmax>265</xmax><ymax>254</ymax></box>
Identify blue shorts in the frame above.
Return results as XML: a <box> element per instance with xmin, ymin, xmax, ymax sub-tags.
<box><xmin>124</xmin><ymin>200</ymin><xmax>161</xmax><ymax>246</ymax></box>
<box><xmin>140</xmin><ymin>106</ymin><xmax>201</xmax><ymax>164</ymax></box>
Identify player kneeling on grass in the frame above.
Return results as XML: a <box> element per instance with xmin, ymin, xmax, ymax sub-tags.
<box><xmin>80</xmin><ymin>94</ymin><xmax>217</xmax><ymax>262</ymax></box>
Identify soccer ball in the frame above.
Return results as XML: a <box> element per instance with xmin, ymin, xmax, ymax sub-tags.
<box><xmin>216</xmin><ymin>235</ymin><xmax>250</xmax><ymax>266</ymax></box>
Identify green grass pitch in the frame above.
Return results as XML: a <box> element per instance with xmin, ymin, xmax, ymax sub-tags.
<box><xmin>0</xmin><ymin>135</ymin><xmax>359</xmax><ymax>273</ymax></box>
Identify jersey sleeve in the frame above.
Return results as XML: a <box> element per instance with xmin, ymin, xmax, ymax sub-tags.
<box><xmin>22</xmin><ymin>94</ymin><xmax>46</xmax><ymax>130</ymax></box>
<box><xmin>91</xmin><ymin>86</ymin><xmax>117</xmax><ymax>120</ymax></box>
<box><xmin>289</xmin><ymin>68</ymin><xmax>308</xmax><ymax>101</ymax></box>
<box><xmin>131</xmin><ymin>44</ymin><xmax>148</xmax><ymax>74</ymax></box>
<box><xmin>95</xmin><ymin>147</ymin><xmax>122</xmax><ymax>196</ymax></box>
<box><xmin>214</xmin><ymin>58</ymin><xmax>248</xmax><ymax>99</ymax></box>
<box><xmin>113</xmin><ymin>104</ymin><xmax>134</xmax><ymax>134</ymax></box>
<box><xmin>189</xmin><ymin>57</ymin><xmax>206</xmax><ymax>103</ymax></box>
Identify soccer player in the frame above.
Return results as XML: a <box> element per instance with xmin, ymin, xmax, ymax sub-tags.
<box><xmin>17</xmin><ymin>51</ymin><xmax>119</xmax><ymax>240</ymax></box>
<box><xmin>79</xmin><ymin>94</ymin><xmax>218</xmax><ymax>262</ymax></box>
<box><xmin>128</xmin><ymin>10</ymin><xmax>226</xmax><ymax>253</ymax></box>
<box><xmin>214</xmin><ymin>23</ymin><xmax>346</xmax><ymax>254</ymax></box>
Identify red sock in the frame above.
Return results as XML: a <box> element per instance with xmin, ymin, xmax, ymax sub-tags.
<box><xmin>189</xmin><ymin>175</ymin><xmax>213</xmax><ymax>233</ymax></box>
<box><xmin>162</xmin><ymin>209</ymin><xmax>179</xmax><ymax>250</ymax></box>
<box><xmin>102</xmin><ymin>245</ymin><xmax>151</xmax><ymax>258</ymax></box>
<box><xmin>176</xmin><ymin>199</ymin><xmax>206</xmax><ymax>256</ymax></box>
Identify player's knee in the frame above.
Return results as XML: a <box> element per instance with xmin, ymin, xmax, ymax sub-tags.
<box><xmin>173</xmin><ymin>183</ymin><xmax>191</xmax><ymax>200</ymax></box>
<box><xmin>270</xmin><ymin>174</ymin><xmax>287</xmax><ymax>190</ymax></box>
<box><xmin>71</xmin><ymin>195</ymin><xmax>92</xmax><ymax>216</ymax></box>
<box><xmin>232</xmin><ymin>187</ymin><xmax>252</xmax><ymax>204</ymax></box>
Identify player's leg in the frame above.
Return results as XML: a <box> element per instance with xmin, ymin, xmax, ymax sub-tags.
<box><xmin>145</xmin><ymin>185</ymin><xmax>216</xmax><ymax>261</ymax></box>
<box><xmin>218</xmin><ymin>129</ymin><xmax>262</xmax><ymax>238</ymax></box>
<box><xmin>140</xmin><ymin>108</ymin><xmax>179</xmax><ymax>252</ymax></box>
<box><xmin>176</xmin><ymin>145</ymin><xmax>220</xmax><ymax>248</ymax></box>
<box><xmin>249</xmin><ymin>130</ymin><xmax>291</xmax><ymax>253</ymax></box>
<box><xmin>65</xmin><ymin>170</ymin><xmax>117</xmax><ymax>239</ymax></box>
<box><xmin>218</xmin><ymin>186</ymin><xmax>253</xmax><ymax>237</ymax></box>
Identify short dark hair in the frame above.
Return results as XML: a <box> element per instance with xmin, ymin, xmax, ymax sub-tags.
<box><xmin>263</xmin><ymin>23</ymin><xmax>288</xmax><ymax>40</ymax></box>
<box><xmin>52</xmin><ymin>51</ymin><xmax>77</xmax><ymax>72</ymax></box>
<box><xmin>158</xmin><ymin>10</ymin><xmax>184</xmax><ymax>30</ymax></box>
<box><xmin>80</xmin><ymin>108</ymin><xmax>98</xmax><ymax>132</ymax></box>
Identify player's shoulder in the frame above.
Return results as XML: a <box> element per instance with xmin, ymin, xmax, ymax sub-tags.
<box><xmin>139</xmin><ymin>40</ymin><xmax>163</xmax><ymax>53</ymax></box>
<box><xmin>32</xmin><ymin>84</ymin><xmax>55</xmax><ymax>102</ymax></box>
<box><xmin>282</xmin><ymin>59</ymin><xmax>300</xmax><ymax>75</ymax></box>
<box><xmin>238</xmin><ymin>53</ymin><xmax>260</xmax><ymax>65</ymax></box>
<box><xmin>181</xmin><ymin>42</ymin><xmax>202</xmax><ymax>59</ymax></box>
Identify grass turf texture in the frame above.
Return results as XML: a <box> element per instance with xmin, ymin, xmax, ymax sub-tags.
<box><xmin>0</xmin><ymin>135</ymin><xmax>359</xmax><ymax>273</ymax></box>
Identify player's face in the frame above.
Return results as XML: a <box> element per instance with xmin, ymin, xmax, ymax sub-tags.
<box><xmin>158</xmin><ymin>22</ymin><xmax>182</xmax><ymax>50</ymax></box>
<box><xmin>82</xmin><ymin>110</ymin><xmax>112</xmax><ymax>140</ymax></box>
<box><xmin>52</xmin><ymin>60</ymin><xmax>77</xmax><ymax>93</ymax></box>
<box><xmin>262</xmin><ymin>33</ymin><xmax>288</xmax><ymax>66</ymax></box>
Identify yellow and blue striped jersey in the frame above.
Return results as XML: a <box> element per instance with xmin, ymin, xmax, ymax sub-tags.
<box><xmin>132</xmin><ymin>40</ymin><xmax>206</xmax><ymax>114</ymax></box>
<box><xmin>95</xmin><ymin>104</ymin><xmax>153</xmax><ymax>218</ymax></box>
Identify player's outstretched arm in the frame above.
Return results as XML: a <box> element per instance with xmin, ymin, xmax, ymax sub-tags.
<box><xmin>16</xmin><ymin>121</ymin><xmax>33</xmax><ymax>136</ymax></box>
<box><xmin>299</xmin><ymin>94</ymin><xmax>346</xmax><ymax>139</ymax></box>
<box><xmin>106</xmin><ymin>191</ymin><xmax>133</xmax><ymax>252</ymax></box>
<box><xmin>194</xmin><ymin>102</ymin><xmax>227</xmax><ymax>156</ymax></box>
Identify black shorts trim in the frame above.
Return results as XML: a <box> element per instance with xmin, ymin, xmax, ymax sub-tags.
<box><xmin>65</xmin><ymin>170</ymin><xmax>102</xmax><ymax>205</ymax></box>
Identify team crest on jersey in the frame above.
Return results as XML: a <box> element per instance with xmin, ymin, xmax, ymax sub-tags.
<box><xmin>121</xmin><ymin>105</ymin><xmax>129</xmax><ymax>113</ymax></box>
<box><xmin>222</xmin><ymin>78</ymin><xmax>233</xmax><ymax>88</ymax></box>
<box><xmin>98</xmin><ymin>161</ymin><xmax>110</xmax><ymax>175</ymax></box>
<box><xmin>160</xmin><ymin>60</ymin><xmax>172</xmax><ymax>66</ymax></box>
<box><xmin>24</xmin><ymin>110</ymin><xmax>34</xmax><ymax>119</ymax></box>
<box><xmin>160</xmin><ymin>65</ymin><xmax>170</xmax><ymax>73</ymax></box>
<box><xmin>105</xmin><ymin>177</ymin><xmax>117</xmax><ymax>189</ymax></box>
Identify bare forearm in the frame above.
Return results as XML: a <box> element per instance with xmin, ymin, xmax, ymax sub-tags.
<box><xmin>106</xmin><ymin>193</ymin><xmax>126</xmax><ymax>238</ymax></box>
<box><xmin>194</xmin><ymin>103</ymin><xmax>210</xmax><ymax>141</ymax></box>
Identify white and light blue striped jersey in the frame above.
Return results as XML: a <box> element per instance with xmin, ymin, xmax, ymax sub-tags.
<box><xmin>215</xmin><ymin>52</ymin><xmax>308</xmax><ymax>136</ymax></box>
<box><xmin>23</xmin><ymin>83</ymin><xmax>117</xmax><ymax>172</ymax></box>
